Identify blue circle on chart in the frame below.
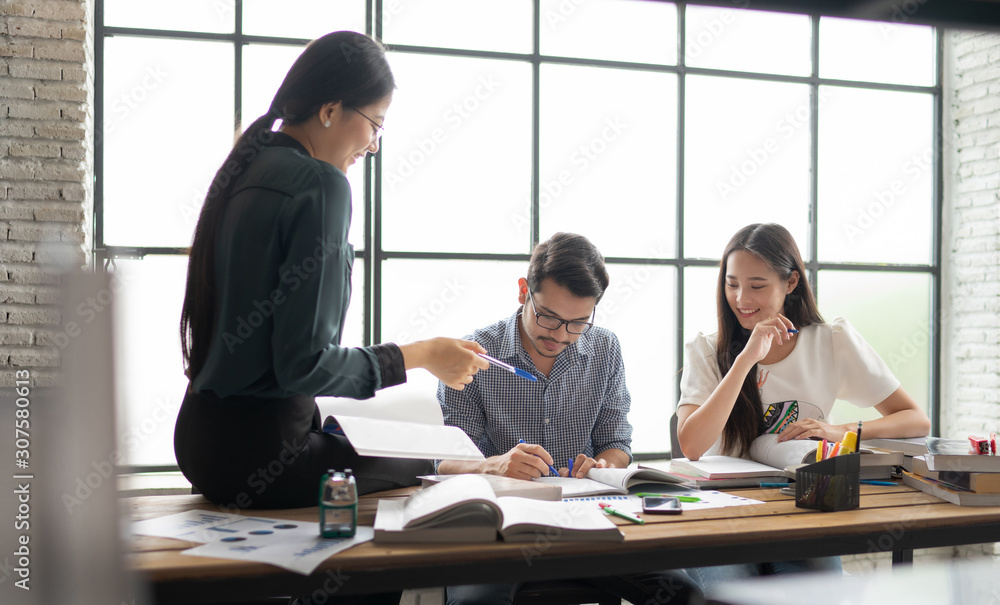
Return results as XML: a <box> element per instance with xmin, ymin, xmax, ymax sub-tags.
<box><xmin>272</xmin><ymin>524</ymin><xmax>297</xmax><ymax>529</ymax></box>
<box><xmin>249</xmin><ymin>530</ymin><xmax>273</xmax><ymax>535</ymax></box>
<box><xmin>220</xmin><ymin>537</ymin><xmax>245</xmax><ymax>542</ymax></box>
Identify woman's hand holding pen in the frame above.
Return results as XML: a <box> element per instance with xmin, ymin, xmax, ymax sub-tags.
<box><xmin>740</xmin><ymin>313</ymin><xmax>797</xmax><ymax>364</ymax></box>
<box><xmin>400</xmin><ymin>337</ymin><xmax>489</xmax><ymax>390</ymax></box>
<box><xmin>489</xmin><ymin>443</ymin><xmax>555</xmax><ymax>480</ymax></box>
<box><xmin>776</xmin><ymin>418</ymin><xmax>847</xmax><ymax>443</ymax></box>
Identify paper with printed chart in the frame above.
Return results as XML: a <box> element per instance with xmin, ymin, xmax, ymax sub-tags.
<box><xmin>318</xmin><ymin>391</ymin><xmax>485</xmax><ymax>460</ymax></box>
<box><xmin>562</xmin><ymin>488</ymin><xmax>765</xmax><ymax>514</ymax></box>
<box><xmin>131</xmin><ymin>509</ymin><xmax>372</xmax><ymax>575</ymax></box>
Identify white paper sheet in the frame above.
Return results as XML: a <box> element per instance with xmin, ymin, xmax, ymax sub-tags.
<box><xmin>183</xmin><ymin>525</ymin><xmax>374</xmax><ymax>576</ymax></box>
<box><xmin>563</xmin><ymin>489</ymin><xmax>764</xmax><ymax>514</ymax></box>
<box><xmin>319</xmin><ymin>390</ymin><xmax>443</xmax><ymax>425</ymax></box>
<box><xmin>132</xmin><ymin>510</ymin><xmax>373</xmax><ymax>575</ymax></box>
<box><xmin>132</xmin><ymin>510</ymin><xmax>276</xmax><ymax>543</ymax></box>
<box><xmin>317</xmin><ymin>393</ymin><xmax>485</xmax><ymax>460</ymax></box>
<box><xmin>332</xmin><ymin>415</ymin><xmax>485</xmax><ymax>460</ymax></box>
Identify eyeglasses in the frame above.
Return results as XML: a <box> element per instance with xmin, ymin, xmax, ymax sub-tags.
<box><xmin>525</xmin><ymin>288</ymin><xmax>595</xmax><ymax>335</ymax></box>
<box><xmin>347</xmin><ymin>106</ymin><xmax>385</xmax><ymax>140</ymax></box>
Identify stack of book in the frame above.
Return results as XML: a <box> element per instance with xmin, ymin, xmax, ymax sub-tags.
<box><xmin>639</xmin><ymin>434</ymin><xmax>903</xmax><ymax>489</ymax></box>
<box><xmin>899</xmin><ymin>437</ymin><xmax>1000</xmax><ymax>506</ymax></box>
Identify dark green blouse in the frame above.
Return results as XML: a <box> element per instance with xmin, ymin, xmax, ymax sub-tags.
<box><xmin>192</xmin><ymin>133</ymin><xmax>403</xmax><ymax>399</ymax></box>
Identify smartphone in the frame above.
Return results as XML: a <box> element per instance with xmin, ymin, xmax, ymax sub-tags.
<box><xmin>641</xmin><ymin>496</ymin><xmax>682</xmax><ymax>515</ymax></box>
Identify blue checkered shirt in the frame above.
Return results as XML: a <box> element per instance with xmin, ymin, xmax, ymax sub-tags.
<box><xmin>438</xmin><ymin>309</ymin><xmax>632</xmax><ymax>469</ymax></box>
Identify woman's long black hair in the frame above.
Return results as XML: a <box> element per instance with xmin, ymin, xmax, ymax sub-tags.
<box><xmin>180</xmin><ymin>31</ymin><xmax>395</xmax><ymax>381</ymax></box>
<box><xmin>715</xmin><ymin>223</ymin><xmax>824</xmax><ymax>456</ymax></box>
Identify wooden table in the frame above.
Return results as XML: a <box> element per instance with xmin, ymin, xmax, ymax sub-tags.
<box><xmin>129</xmin><ymin>483</ymin><xmax>1000</xmax><ymax>604</ymax></box>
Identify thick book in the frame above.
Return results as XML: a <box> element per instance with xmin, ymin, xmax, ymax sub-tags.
<box><xmin>910</xmin><ymin>456</ymin><xmax>1000</xmax><ymax>494</ymax></box>
<box><xmin>418</xmin><ymin>474</ymin><xmax>563</xmax><ymax>501</ymax></box>
<box><xmin>923</xmin><ymin>437</ymin><xmax>1000</xmax><ymax>473</ymax></box>
<box><xmin>532</xmin><ymin>467</ymin><xmax>689</xmax><ymax>497</ymax></box>
<box><xmin>373</xmin><ymin>474</ymin><xmax>624</xmax><ymax>544</ymax></box>
<box><xmin>901</xmin><ymin>471</ymin><xmax>1000</xmax><ymax>506</ymax></box>
<box><xmin>669</xmin><ymin>435</ymin><xmax>901</xmax><ymax>481</ymax></box>
<box><xmin>636</xmin><ymin>461</ymin><xmax>787</xmax><ymax>489</ymax></box>
<box><xmin>860</xmin><ymin>437</ymin><xmax>929</xmax><ymax>456</ymax></box>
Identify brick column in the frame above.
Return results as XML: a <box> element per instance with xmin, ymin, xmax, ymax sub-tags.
<box><xmin>939</xmin><ymin>30</ymin><xmax>1000</xmax><ymax>561</ymax></box>
<box><xmin>942</xmin><ymin>31</ymin><xmax>1000</xmax><ymax>442</ymax></box>
<box><xmin>0</xmin><ymin>0</ymin><xmax>92</xmax><ymax>386</ymax></box>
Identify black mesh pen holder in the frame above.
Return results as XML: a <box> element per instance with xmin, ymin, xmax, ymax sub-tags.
<box><xmin>795</xmin><ymin>453</ymin><xmax>860</xmax><ymax>512</ymax></box>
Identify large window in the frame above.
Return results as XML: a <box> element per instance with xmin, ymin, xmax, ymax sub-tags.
<box><xmin>97</xmin><ymin>1</ymin><xmax>940</xmax><ymax>467</ymax></box>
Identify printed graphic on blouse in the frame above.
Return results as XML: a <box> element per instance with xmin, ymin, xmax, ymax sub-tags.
<box><xmin>760</xmin><ymin>400</ymin><xmax>825</xmax><ymax>436</ymax></box>
<box><xmin>761</xmin><ymin>400</ymin><xmax>797</xmax><ymax>434</ymax></box>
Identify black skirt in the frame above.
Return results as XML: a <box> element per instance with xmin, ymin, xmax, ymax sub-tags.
<box><xmin>174</xmin><ymin>387</ymin><xmax>431</xmax><ymax>509</ymax></box>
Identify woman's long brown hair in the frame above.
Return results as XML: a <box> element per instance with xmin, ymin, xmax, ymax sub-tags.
<box><xmin>715</xmin><ymin>223</ymin><xmax>824</xmax><ymax>456</ymax></box>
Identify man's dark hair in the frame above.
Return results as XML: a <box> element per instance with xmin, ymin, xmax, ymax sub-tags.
<box><xmin>526</xmin><ymin>232</ymin><xmax>609</xmax><ymax>300</ymax></box>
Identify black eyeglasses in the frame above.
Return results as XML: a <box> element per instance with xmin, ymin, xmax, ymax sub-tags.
<box><xmin>525</xmin><ymin>288</ymin><xmax>595</xmax><ymax>335</ymax></box>
<box><xmin>347</xmin><ymin>106</ymin><xmax>385</xmax><ymax>140</ymax></box>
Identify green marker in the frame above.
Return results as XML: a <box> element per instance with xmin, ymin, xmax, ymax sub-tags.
<box><xmin>634</xmin><ymin>492</ymin><xmax>700</xmax><ymax>503</ymax></box>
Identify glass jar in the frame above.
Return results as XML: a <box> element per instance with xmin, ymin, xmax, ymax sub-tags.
<box><xmin>318</xmin><ymin>468</ymin><xmax>357</xmax><ymax>538</ymax></box>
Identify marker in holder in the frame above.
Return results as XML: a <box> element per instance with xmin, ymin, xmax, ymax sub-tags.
<box><xmin>795</xmin><ymin>453</ymin><xmax>860</xmax><ymax>513</ymax></box>
<box><xmin>319</xmin><ymin>468</ymin><xmax>357</xmax><ymax>538</ymax></box>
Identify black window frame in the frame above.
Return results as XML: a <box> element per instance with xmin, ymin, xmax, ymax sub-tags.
<box><xmin>95</xmin><ymin>0</ymin><xmax>943</xmax><ymax>471</ymax></box>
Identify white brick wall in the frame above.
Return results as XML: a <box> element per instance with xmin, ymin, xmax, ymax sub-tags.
<box><xmin>939</xmin><ymin>30</ymin><xmax>1000</xmax><ymax>561</ymax></box>
<box><xmin>0</xmin><ymin>0</ymin><xmax>92</xmax><ymax>387</ymax></box>
<box><xmin>942</xmin><ymin>31</ymin><xmax>1000</xmax><ymax>444</ymax></box>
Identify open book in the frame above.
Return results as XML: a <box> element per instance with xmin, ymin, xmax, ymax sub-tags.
<box><xmin>318</xmin><ymin>391</ymin><xmax>484</xmax><ymax>461</ymax></box>
<box><xmin>635</xmin><ymin>461</ymin><xmax>787</xmax><ymax>489</ymax></box>
<box><xmin>532</xmin><ymin>467</ymin><xmax>689</xmax><ymax>497</ymax></box>
<box><xmin>418</xmin><ymin>474</ymin><xmax>563</xmax><ymax>501</ymax></box>
<box><xmin>669</xmin><ymin>435</ymin><xmax>903</xmax><ymax>482</ymax></box>
<box><xmin>373</xmin><ymin>474</ymin><xmax>624</xmax><ymax>543</ymax></box>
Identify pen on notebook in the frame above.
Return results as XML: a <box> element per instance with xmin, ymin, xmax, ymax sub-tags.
<box><xmin>518</xmin><ymin>439</ymin><xmax>559</xmax><ymax>476</ymax></box>
<box><xmin>599</xmin><ymin>503</ymin><xmax>645</xmax><ymax>524</ymax></box>
<box><xmin>479</xmin><ymin>353</ymin><xmax>537</xmax><ymax>381</ymax></box>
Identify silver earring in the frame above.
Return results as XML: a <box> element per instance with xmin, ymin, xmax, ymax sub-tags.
<box><xmin>323</xmin><ymin>120</ymin><xmax>331</xmax><ymax>128</ymax></box>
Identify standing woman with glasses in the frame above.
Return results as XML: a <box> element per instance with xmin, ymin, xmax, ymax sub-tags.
<box><xmin>176</xmin><ymin>31</ymin><xmax>489</xmax><ymax>513</ymax></box>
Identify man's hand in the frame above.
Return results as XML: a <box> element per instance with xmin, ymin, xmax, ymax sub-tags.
<box><xmin>487</xmin><ymin>442</ymin><xmax>555</xmax><ymax>480</ymax></box>
<box><xmin>559</xmin><ymin>453</ymin><xmax>615</xmax><ymax>478</ymax></box>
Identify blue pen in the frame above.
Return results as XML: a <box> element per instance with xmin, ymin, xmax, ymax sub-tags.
<box><xmin>787</xmin><ymin>329</ymin><xmax>799</xmax><ymax>334</ymax></box>
<box><xmin>518</xmin><ymin>439</ymin><xmax>558</xmax><ymax>476</ymax></box>
<box><xmin>479</xmin><ymin>353</ymin><xmax>537</xmax><ymax>381</ymax></box>
<box><xmin>760</xmin><ymin>482</ymin><xmax>790</xmax><ymax>488</ymax></box>
<box><xmin>568</xmin><ymin>458</ymin><xmax>574</xmax><ymax>477</ymax></box>
<box><xmin>860</xmin><ymin>480</ymin><xmax>897</xmax><ymax>486</ymax></box>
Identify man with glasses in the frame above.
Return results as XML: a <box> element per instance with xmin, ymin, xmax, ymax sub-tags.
<box><xmin>436</xmin><ymin>232</ymin><xmax>699</xmax><ymax>605</ymax></box>
<box><xmin>436</xmin><ymin>232</ymin><xmax>630</xmax><ymax>480</ymax></box>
